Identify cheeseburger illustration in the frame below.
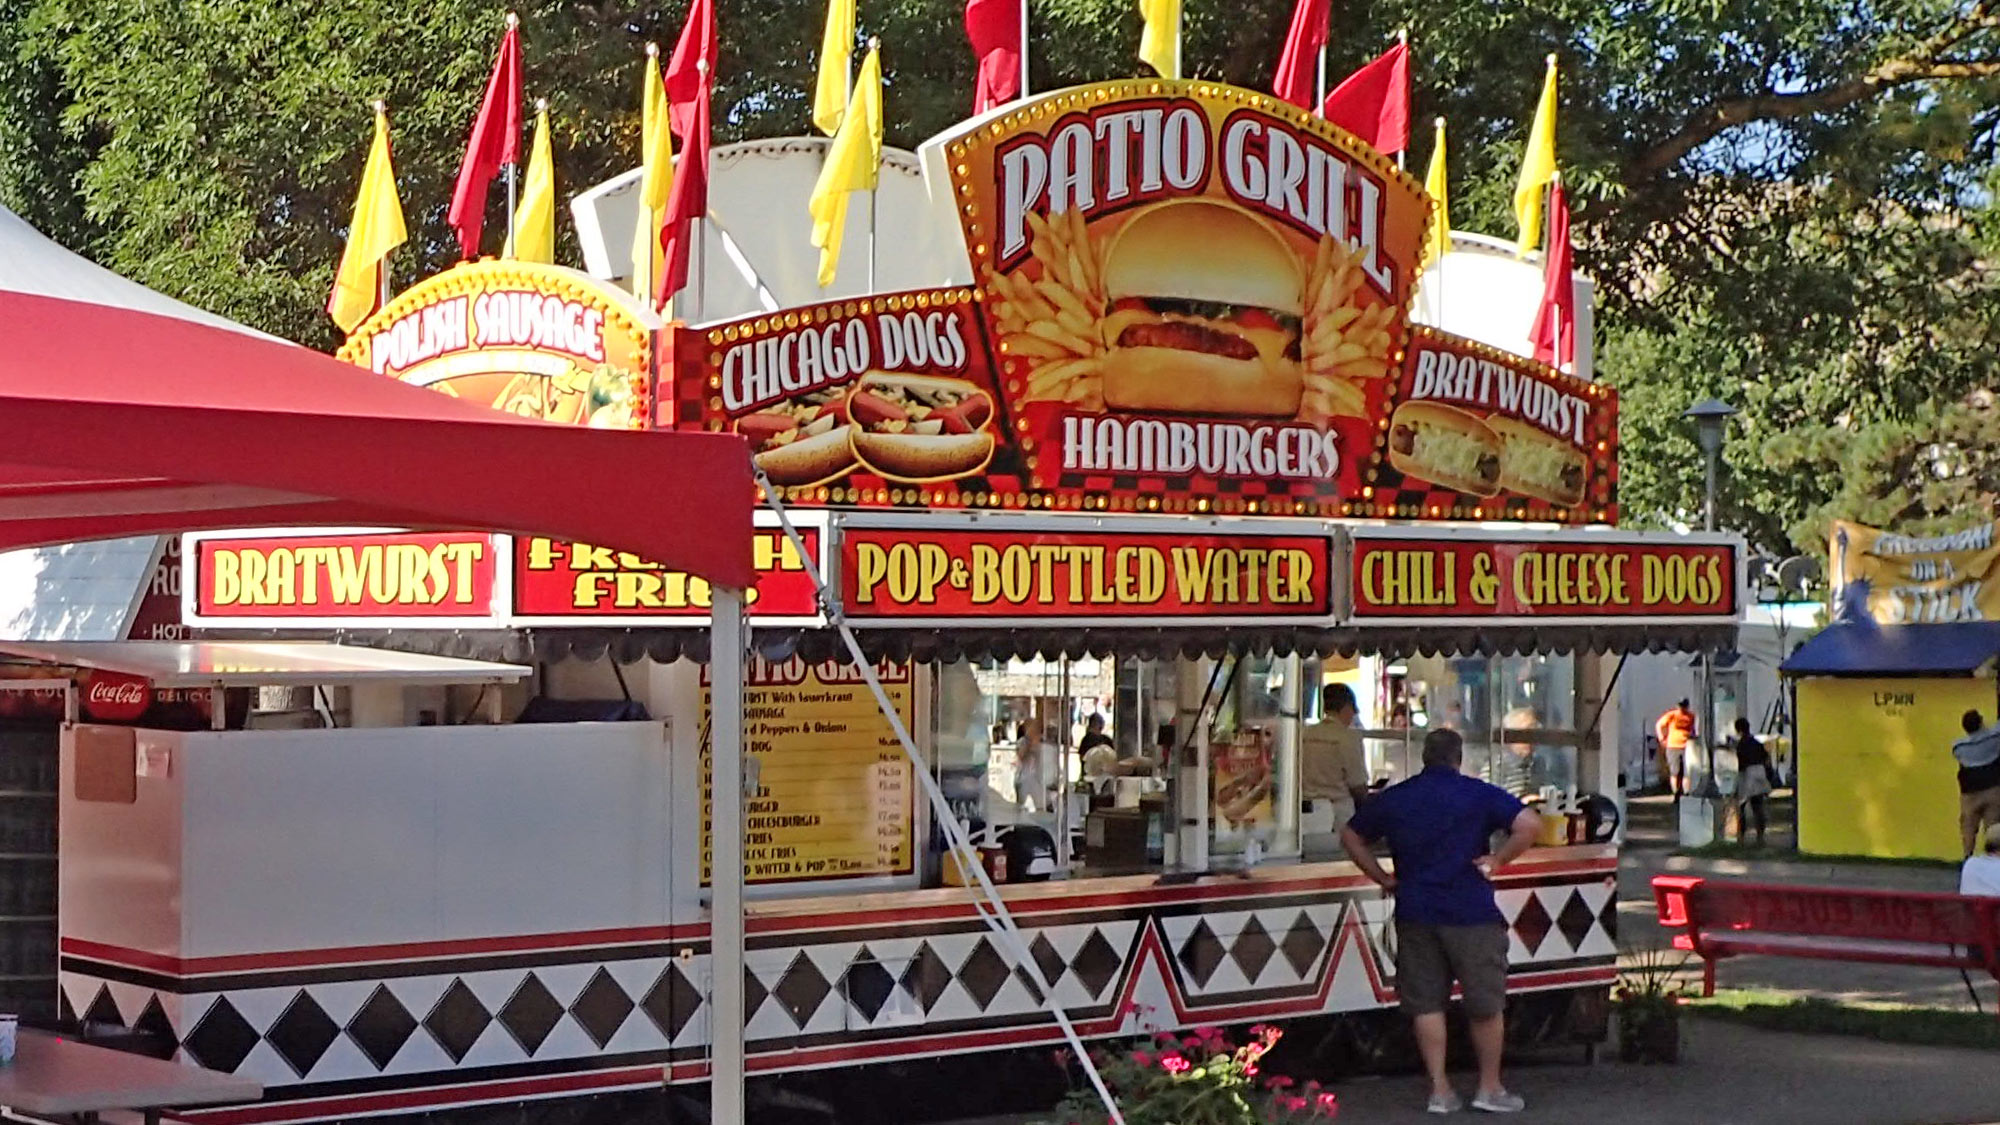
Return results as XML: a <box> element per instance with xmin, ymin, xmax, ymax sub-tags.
<box><xmin>1098</xmin><ymin>201</ymin><xmax>1305</xmax><ymax>418</ymax></box>
<box><xmin>1490</xmin><ymin>418</ymin><xmax>1588</xmax><ymax>507</ymax></box>
<box><xmin>1387</xmin><ymin>402</ymin><xmax>1503</xmax><ymax>497</ymax></box>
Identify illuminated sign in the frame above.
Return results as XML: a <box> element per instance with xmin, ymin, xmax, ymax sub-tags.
<box><xmin>1349</xmin><ymin>533</ymin><xmax>1736</xmax><ymax>622</ymax></box>
<box><xmin>192</xmin><ymin>532</ymin><xmax>499</xmax><ymax>621</ymax></box>
<box><xmin>838</xmin><ymin>524</ymin><xmax>1334</xmax><ymax>623</ymax></box>
<box><xmin>512</xmin><ymin>530</ymin><xmax>823</xmax><ymax>623</ymax></box>
<box><xmin>338</xmin><ymin>260</ymin><xmax>658</xmax><ymax>429</ymax></box>
<box><xmin>701</xmin><ymin>658</ymin><xmax>914</xmax><ymax>885</ymax></box>
<box><xmin>1362</xmin><ymin>328</ymin><xmax>1618</xmax><ymax>524</ymax></box>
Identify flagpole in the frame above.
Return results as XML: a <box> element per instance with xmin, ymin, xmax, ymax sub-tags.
<box><xmin>374</xmin><ymin>99</ymin><xmax>391</xmax><ymax>312</ymax></box>
<box><xmin>1395</xmin><ymin>28</ymin><xmax>1409</xmax><ymax>172</ymax></box>
<box><xmin>504</xmin><ymin>12</ymin><xmax>521</xmax><ymax>257</ymax></box>
<box><xmin>868</xmin><ymin>37</ymin><xmax>880</xmax><ymax>292</ymax></box>
<box><xmin>1018</xmin><ymin>0</ymin><xmax>1030</xmax><ymax>100</ymax></box>
<box><xmin>693</xmin><ymin>58</ymin><xmax>709</xmax><ymax>323</ymax></box>
<box><xmin>1314</xmin><ymin>46</ymin><xmax>1326</xmax><ymax>114</ymax></box>
<box><xmin>637</xmin><ymin>41</ymin><xmax>658</xmax><ymax>306</ymax></box>
<box><xmin>1172</xmin><ymin>5</ymin><xmax>1183</xmax><ymax>80</ymax></box>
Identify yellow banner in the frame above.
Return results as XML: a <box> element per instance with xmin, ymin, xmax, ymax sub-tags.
<box><xmin>701</xmin><ymin>658</ymin><xmax>913</xmax><ymax>884</ymax></box>
<box><xmin>1830</xmin><ymin>519</ymin><xmax>2000</xmax><ymax>624</ymax></box>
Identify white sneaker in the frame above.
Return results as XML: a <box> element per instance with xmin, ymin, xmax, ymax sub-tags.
<box><xmin>1471</xmin><ymin>1089</ymin><xmax>1525</xmax><ymax>1113</ymax></box>
<box><xmin>1427</xmin><ymin>1091</ymin><xmax>1463</xmax><ymax>1114</ymax></box>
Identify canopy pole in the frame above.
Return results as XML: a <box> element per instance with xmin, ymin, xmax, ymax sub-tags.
<box><xmin>756</xmin><ymin>473</ymin><xmax>1125</xmax><ymax>1125</ymax></box>
<box><xmin>709</xmin><ymin>588</ymin><xmax>748</xmax><ymax>1125</ymax></box>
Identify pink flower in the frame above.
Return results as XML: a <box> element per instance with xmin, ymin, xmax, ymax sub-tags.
<box><xmin>1162</xmin><ymin>1055</ymin><xmax>1192</xmax><ymax>1074</ymax></box>
<box><xmin>1268</xmin><ymin>1075</ymin><xmax>1297</xmax><ymax>1089</ymax></box>
<box><xmin>1282</xmin><ymin>1095</ymin><xmax>1309</xmax><ymax>1112</ymax></box>
<box><xmin>1130</xmin><ymin>1050</ymin><xmax>1154</xmax><ymax>1067</ymax></box>
<box><xmin>1317</xmin><ymin>1092</ymin><xmax>1338</xmax><ymax>1110</ymax></box>
<box><xmin>1244</xmin><ymin>1063</ymin><xmax>1260</xmax><ymax>1076</ymax></box>
<box><xmin>1193</xmin><ymin>1024</ymin><xmax>1223</xmax><ymax>1040</ymax></box>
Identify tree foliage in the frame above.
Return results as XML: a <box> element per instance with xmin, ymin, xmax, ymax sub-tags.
<box><xmin>4</xmin><ymin>0</ymin><xmax>1999</xmax><ymax>552</ymax></box>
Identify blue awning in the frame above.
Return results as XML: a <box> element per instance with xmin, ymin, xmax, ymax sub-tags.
<box><xmin>1781</xmin><ymin>621</ymin><xmax>2000</xmax><ymax>676</ymax></box>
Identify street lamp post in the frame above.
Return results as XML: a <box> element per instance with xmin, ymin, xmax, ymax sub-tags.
<box><xmin>1682</xmin><ymin>398</ymin><xmax>1737</xmax><ymax>846</ymax></box>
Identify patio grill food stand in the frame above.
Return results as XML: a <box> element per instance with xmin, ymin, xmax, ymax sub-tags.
<box><xmin>43</xmin><ymin>80</ymin><xmax>1742</xmax><ymax>1124</ymax></box>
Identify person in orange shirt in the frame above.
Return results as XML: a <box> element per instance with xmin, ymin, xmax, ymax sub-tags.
<box><xmin>1655</xmin><ymin>700</ymin><xmax>1696</xmax><ymax>797</ymax></box>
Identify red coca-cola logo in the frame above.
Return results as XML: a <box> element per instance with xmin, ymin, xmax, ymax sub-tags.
<box><xmin>81</xmin><ymin>670</ymin><xmax>153</xmax><ymax>722</ymax></box>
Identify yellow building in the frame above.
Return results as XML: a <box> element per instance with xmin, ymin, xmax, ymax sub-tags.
<box><xmin>1784</xmin><ymin>622</ymin><xmax>2000</xmax><ymax>860</ymax></box>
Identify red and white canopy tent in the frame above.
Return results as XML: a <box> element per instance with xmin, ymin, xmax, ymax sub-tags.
<box><xmin>0</xmin><ymin>212</ymin><xmax>759</xmax><ymax>1110</ymax></box>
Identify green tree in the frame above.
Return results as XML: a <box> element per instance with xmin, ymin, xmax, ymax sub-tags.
<box><xmin>3</xmin><ymin>1</ymin><xmax>1998</xmax><ymax>550</ymax></box>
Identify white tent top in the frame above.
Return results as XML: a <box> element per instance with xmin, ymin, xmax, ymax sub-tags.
<box><xmin>0</xmin><ymin>205</ymin><xmax>280</xmax><ymax>643</ymax></box>
<box><xmin>0</xmin><ymin>640</ymin><xmax>528</xmax><ymax>688</ymax></box>
<box><xmin>0</xmin><ymin>205</ymin><xmax>279</xmax><ymax>338</ymax></box>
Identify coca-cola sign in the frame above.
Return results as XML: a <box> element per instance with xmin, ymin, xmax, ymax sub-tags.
<box><xmin>81</xmin><ymin>670</ymin><xmax>153</xmax><ymax>722</ymax></box>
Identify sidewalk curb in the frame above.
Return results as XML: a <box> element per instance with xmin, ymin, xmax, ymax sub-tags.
<box><xmin>1620</xmin><ymin>850</ymin><xmax>1958</xmax><ymax>890</ymax></box>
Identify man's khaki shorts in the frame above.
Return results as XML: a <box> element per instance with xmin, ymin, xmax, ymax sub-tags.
<box><xmin>1961</xmin><ymin>786</ymin><xmax>2000</xmax><ymax>843</ymax></box>
<box><xmin>1395</xmin><ymin>921</ymin><xmax>1508</xmax><ymax>1019</ymax></box>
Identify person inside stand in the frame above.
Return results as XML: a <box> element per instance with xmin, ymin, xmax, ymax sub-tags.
<box><xmin>1953</xmin><ymin>710</ymin><xmax>2000</xmax><ymax>858</ymax></box>
<box><xmin>1655</xmin><ymin>700</ymin><xmax>1696</xmax><ymax>798</ymax></box>
<box><xmin>1079</xmin><ymin>713</ymin><xmax>1114</xmax><ymax>756</ymax></box>
<box><xmin>1732</xmin><ymin>718</ymin><xmax>1774</xmax><ymax>846</ymax></box>
<box><xmin>1962</xmin><ymin>824</ymin><xmax>2000</xmax><ymax>896</ymax></box>
<box><xmin>1078</xmin><ymin>713</ymin><xmax>1117</xmax><ymax>784</ymax></box>
<box><xmin>1341</xmin><ymin>728</ymin><xmax>1541</xmax><ymax>1115</ymax></box>
<box><xmin>1015</xmin><ymin>721</ymin><xmax>1050</xmax><ymax>817</ymax></box>
<box><xmin>1301</xmin><ymin>683</ymin><xmax>1371</xmax><ymax>856</ymax></box>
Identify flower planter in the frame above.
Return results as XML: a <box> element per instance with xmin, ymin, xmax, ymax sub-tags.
<box><xmin>1616</xmin><ymin>1009</ymin><xmax>1681</xmax><ymax>1064</ymax></box>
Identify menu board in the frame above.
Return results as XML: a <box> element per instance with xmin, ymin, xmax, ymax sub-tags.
<box><xmin>701</xmin><ymin>658</ymin><xmax>914</xmax><ymax>885</ymax></box>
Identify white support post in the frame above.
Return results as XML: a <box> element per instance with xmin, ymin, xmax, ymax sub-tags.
<box><xmin>708</xmin><ymin>589</ymin><xmax>748</xmax><ymax>1124</ymax></box>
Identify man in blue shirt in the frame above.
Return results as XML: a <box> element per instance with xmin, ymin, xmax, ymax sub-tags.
<box><xmin>1341</xmin><ymin>727</ymin><xmax>1541</xmax><ymax>1115</ymax></box>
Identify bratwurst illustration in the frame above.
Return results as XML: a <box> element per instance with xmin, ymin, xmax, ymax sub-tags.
<box><xmin>1387</xmin><ymin>401</ymin><xmax>1503</xmax><ymax>497</ymax></box>
<box><xmin>845</xmin><ymin>372</ymin><xmax>996</xmax><ymax>481</ymax></box>
<box><xmin>1490</xmin><ymin>418</ymin><xmax>1588</xmax><ymax>507</ymax></box>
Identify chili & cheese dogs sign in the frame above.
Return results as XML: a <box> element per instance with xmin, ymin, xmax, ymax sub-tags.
<box><xmin>1349</xmin><ymin>533</ymin><xmax>1737</xmax><ymax>622</ymax></box>
<box><xmin>839</xmin><ymin>525</ymin><xmax>1334</xmax><ymax>623</ymax></box>
<box><xmin>192</xmin><ymin>532</ymin><xmax>499</xmax><ymax>620</ymax></box>
<box><xmin>1364</xmin><ymin>328</ymin><xmax>1619</xmax><ymax>522</ymax></box>
<box><xmin>339</xmin><ymin>260</ymin><xmax>658</xmax><ymax>430</ymax></box>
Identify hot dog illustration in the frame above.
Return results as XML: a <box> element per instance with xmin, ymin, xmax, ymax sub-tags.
<box><xmin>845</xmin><ymin>372</ymin><xmax>996</xmax><ymax>482</ymax></box>
<box><xmin>1387</xmin><ymin>401</ymin><xmax>1503</xmax><ymax>497</ymax></box>
<box><xmin>735</xmin><ymin>389</ymin><xmax>858</xmax><ymax>487</ymax></box>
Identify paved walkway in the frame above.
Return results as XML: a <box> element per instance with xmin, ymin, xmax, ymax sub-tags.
<box><xmin>1329</xmin><ymin>1017</ymin><xmax>2000</xmax><ymax>1125</ymax></box>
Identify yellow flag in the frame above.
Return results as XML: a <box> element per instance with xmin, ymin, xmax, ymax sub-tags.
<box><xmin>631</xmin><ymin>47</ymin><xmax>672</xmax><ymax>298</ymax></box>
<box><xmin>1137</xmin><ymin>0</ymin><xmax>1181</xmax><ymax>79</ymax></box>
<box><xmin>508</xmin><ymin>104</ymin><xmax>556</xmax><ymax>263</ymax></box>
<box><xmin>327</xmin><ymin>106</ymin><xmax>407</xmax><ymax>333</ymax></box>
<box><xmin>1513</xmin><ymin>55</ymin><xmax>1558</xmax><ymax>255</ymax></box>
<box><xmin>808</xmin><ymin>44</ymin><xmax>884</xmax><ymax>288</ymax></box>
<box><xmin>812</xmin><ymin>0</ymin><xmax>855</xmax><ymax>136</ymax></box>
<box><xmin>1423</xmin><ymin>117</ymin><xmax>1449</xmax><ymax>264</ymax></box>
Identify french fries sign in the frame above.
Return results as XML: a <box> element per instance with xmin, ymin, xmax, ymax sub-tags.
<box><xmin>839</xmin><ymin>528</ymin><xmax>1334</xmax><ymax>622</ymax></box>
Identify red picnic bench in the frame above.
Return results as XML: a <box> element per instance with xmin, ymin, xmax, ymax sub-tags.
<box><xmin>1651</xmin><ymin>874</ymin><xmax>2000</xmax><ymax>1003</ymax></box>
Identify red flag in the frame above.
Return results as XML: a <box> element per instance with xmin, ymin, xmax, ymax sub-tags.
<box><xmin>446</xmin><ymin>21</ymin><xmax>523</xmax><ymax>260</ymax></box>
<box><xmin>1321</xmin><ymin>42</ymin><xmax>1410</xmax><ymax>155</ymax></box>
<box><xmin>666</xmin><ymin>0</ymin><xmax>716</xmax><ymax>140</ymax></box>
<box><xmin>1271</xmin><ymin>0</ymin><xmax>1330</xmax><ymax>110</ymax></box>
<box><xmin>965</xmin><ymin>0</ymin><xmax>1022</xmax><ymax>114</ymax></box>
<box><xmin>657</xmin><ymin>78</ymin><xmax>710</xmax><ymax>305</ymax></box>
<box><xmin>1529</xmin><ymin>181</ymin><xmax>1576</xmax><ymax>369</ymax></box>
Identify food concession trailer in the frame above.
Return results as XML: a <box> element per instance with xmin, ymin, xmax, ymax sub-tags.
<box><xmin>44</xmin><ymin>81</ymin><xmax>1742</xmax><ymax>1123</ymax></box>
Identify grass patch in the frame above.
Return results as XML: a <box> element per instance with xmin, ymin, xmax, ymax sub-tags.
<box><xmin>1672</xmin><ymin>842</ymin><xmax>1959</xmax><ymax>871</ymax></box>
<box><xmin>1688</xmin><ymin>989</ymin><xmax>2000</xmax><ymax>1050</ymax></box>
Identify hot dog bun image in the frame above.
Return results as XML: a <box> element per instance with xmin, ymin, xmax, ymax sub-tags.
<box><xmin>735</xmin><ymin>393</ymin><xmax>857</xmax><ymax>487</ymax></box>
<box><xmin>1387</xmin><ymin>402</ymin><xmax>1503</xmax><ymax>497</ymax></box>
<box><xmin>845</xmin><ymin>372</ymin><xmax>996</xmax><ymax>482</ymax></box>
<box><xmin>1489</xmin><ymin>417</ymin><xmax>1588</xmax><ymax>507</ymax></box>
<box><xmin>1098</xmin><ymin>201</ymin><xmax>1305</xmax><ymax>419</ymax></box>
